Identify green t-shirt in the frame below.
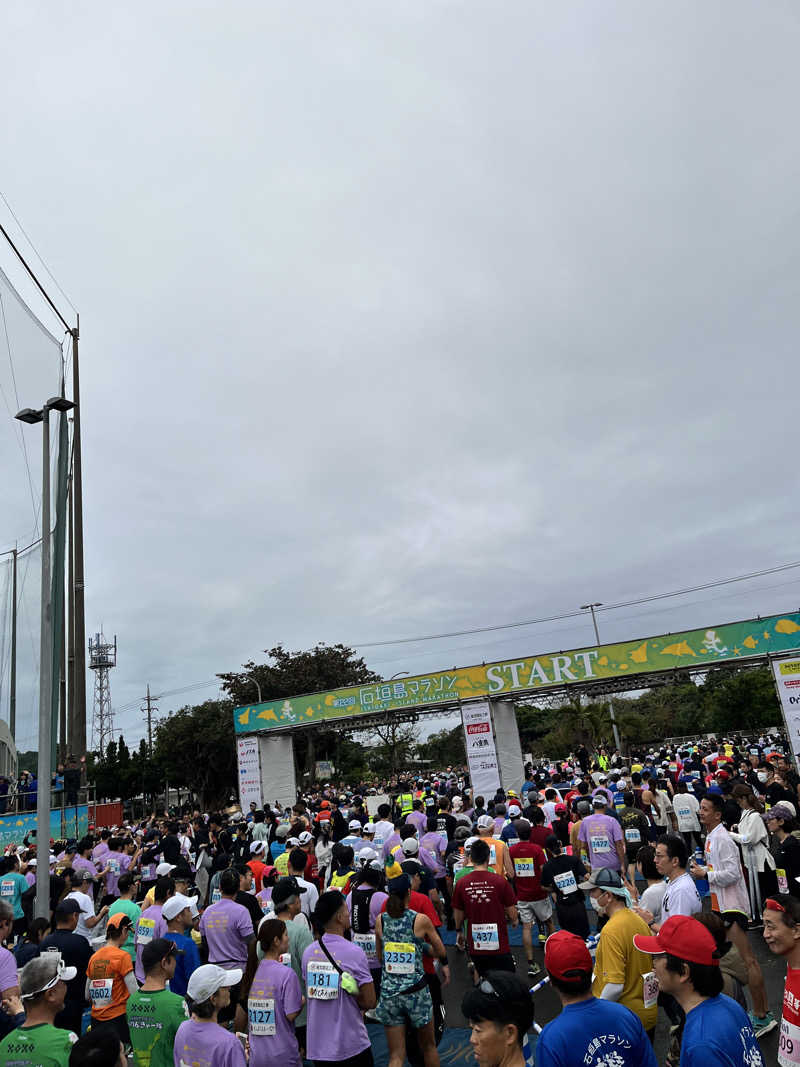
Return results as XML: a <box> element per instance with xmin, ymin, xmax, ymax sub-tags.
<box><xmin>108</xmin><ymin>898</ymin><xmax>141</xmax><ymax>961</ymax></box>
<box><xmin>127</xmin><ymin>986</ymin><xmax>189</xmax><ymax>1067</ymax></box>
<box><xmin>0</xmin><ymin>872</ymin><xmax>29</xmax><ymax>919</ymax></box>
<box><xmin>0</xmin><ymin>1022</ymin><xmax>77</xmax><ymax>1066</ymax></box>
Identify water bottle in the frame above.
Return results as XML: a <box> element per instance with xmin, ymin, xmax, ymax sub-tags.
<box><xmin>694</xmin><ymin>847</ymin><xmax>709</xmax><ymax>898</ymax></box>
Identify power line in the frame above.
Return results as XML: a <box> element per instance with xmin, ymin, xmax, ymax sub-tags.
<box><xmin>352</xmin><ymin>559</ymin><xmax>800</xmax><ymax>648</ymax></box>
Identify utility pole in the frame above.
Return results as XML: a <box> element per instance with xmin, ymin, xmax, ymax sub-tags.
<box><xmin>144</xmin><ymin>685</ymin><xmax>157</xmax><ymax>756</ymax></box>
<box><xmin>580</xmin><ymin>601</ymin><xmax>622</xmax><ymax>754</ymax></box>
<box><xmin>71</xmin><ymin>323</ymin><xmax>87</xmax><ymax>759</ymax></box>
<box><xmin>9</xmin><ymin>548</ymin><xmax>16</xmax><ymax>741</ymax></box>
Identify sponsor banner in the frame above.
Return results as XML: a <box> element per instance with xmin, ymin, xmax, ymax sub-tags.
<box><xmin>234</xmin><ymin>612</ymin><xmax>800</xmax><ymax>735</ymax></box>
<box><xmin>771</xmin><ymin>655</ymin><xmax>800</xmax><ymax>775</ymax></box>
<box><xmin>237</xmin><ymin>736</ymin><xmax>262</xmax><ymax>810</ymax></box>
<box><xmin>0</xmin><ymin>805</ymin><xmax>89</xmax><ymax>853</ymax></box>
<box><xmin>462</xmin><ymin>701</ymin><xmax>501</xmax><ymax>798</ymax></box>
<box><xmin>315</xmin><ymin>761</ymin><xmax>334</xmax><ymax>779</ymax></box>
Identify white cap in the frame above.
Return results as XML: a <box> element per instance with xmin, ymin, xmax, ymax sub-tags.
<box><xmin>591</xmin><ymin>795</ymin><xmax>607</xmax><ymax>806</ymax></box>
<box><xmin>476</xmin><ymin>815</ymin><xmax>494</xmax><ymax>830</ymax></box>
<box><xmin>348</xmin><ymin>819</ymin><xmax>362</xmax><ymax>830</ymax></box>
<box><xmin>156</xmin><ymin>862</ymin><xmax>176</xmax><ymax>876</ymax></box>
<box><xmin>162</xmin><ymin>893</ymin><xmax>198</xmax><ymax>921</ymax></box>
<box><xmin>187</xmin><ymin>963</ymin><xmax>243</xmax><ymax>1003</ymax></box>
<box><xmin>508</xmin><ymin>805</ymin><xmax>521</xmax><ymax>816</ymax></box>
<box><xmin>363</xmin><ymin>823</ymin><xmax>376</xmax><ymax>834</ymax></box>
<box><xmin>402</xmin><ymin>838</ymin><xmax>419</xmax><ymax>856</ymax></box>
<box><xmin>464</xmin><ymin>836</ymin><xmax>478</xmax><ymax>852</ymax></box>
<box><xmin>358</xmin><ymin>847</ymin><xmax>378</xmax><ymax>863</ymax></box>
<box><xmin>249</xmin><ymin>841</ymin><xmax>266</xmax><ymax>855</ymax></box>
<box><xmin>287</xmin><ymin>837</ymin><xmax>300</xmax><ymax>848</ymax></box>
<box><xmin>298</xmin><ymin>831</ymin><xmax>313</xmax><ymax>845</ymax></box>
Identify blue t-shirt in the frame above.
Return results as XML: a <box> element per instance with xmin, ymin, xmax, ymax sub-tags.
<box><xmin>680</xmin><ymin>995</ymin><xmax>763</xmax><ymax>1067</ymax></box>
<box><xmin>535</xmin><ymin>997</ymin><xmax>657</xmax><ymax>1067</ymax></box>
<box><xmin>0</xmin><ymin>872</ymin><xmax>29</xmax><ymax>920</ymax></box>
<box><xmin>270</xmin><ymin>841</ymin><xmax>286</xmax><ymax>862</ymax></box>
<box><xmin>164</xmin><ymin>931</ymin><xmax>202</xmax><ymax>998</ymax></box>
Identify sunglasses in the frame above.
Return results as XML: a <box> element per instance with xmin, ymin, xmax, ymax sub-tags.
<box><xmin>22</xmin><ymin>958</ymin><xmax>67</xmax><ymax>999</ymax></box>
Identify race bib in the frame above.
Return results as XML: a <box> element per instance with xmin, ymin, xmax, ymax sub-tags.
<box><xmin>506</xmin><ymin>837</ymin><xmax>519</xmax><ymax>847</ymax></box>
<box><xmin>590</xmin><ymin>834</ymin><xmax>611</xmax><ymax>854</ymax></box>
<box><xmin>779</xmin><ymin>1015</ymin><xmax>800</xmax><ymax>1066</ymax></box>
<box><xmin>384</xmin><ymin>940</ymin><xmax>415</xmax><ymax>974</ymax></box>
<box><xmin>553</xmin><ymin>870</ymin><xmax>578</xmax><ymax>895</ymax></box>
<box><xmin>489</xmin><ymin>845</ymin><xmax>497</xmax><ymax>865</ymax></box>
<box><xmin>472</xmin><ymin>923</ymin><xmax>500</xmax><ymax>951</ymax></box>
<box><xmin>141</xmin><ymin>865</ymin><xmax>155</xmax><ymax>881</ymax></box>
<box><xmin>778</xmin><ymin>868</ymin><xmax>789</xmax><ymax>895</ymax></box>
<box><xmin>211</xmin><ymin>889</ymin><xmax>222</xmax><ymax>904</ymax></box>
<box><xmin>642</xmin><ymin>970</ymin><xmax>659</xmax><ymax>1009</ymax></box>
<box><xmin>353</xmin><ymin>932</ymin><xmax>377</xmax><ymax>960</ymax></box>
<box><xmin>624</xmin><ymin>828</ymin><xmax>641</xmax><ymax>844</ymax></box>
<box><xmin>136</xmin><ymin>918</ymin><xmax>156</xmax><ymax>944</ymax></box>
<box><xmin>89</xmin><ymin>978</ymin><xmax>114</xmax><ymax>1004</ymax></box>
<box><xmin>307</xmin><ymin>961</ymin><xmax>340</xmax><ymax>999</ymax></box>
<box><xmin>0</xmin><ymin>881</ymin><xmax>13</xmax><ymax>898</ymax></box>
<box><xmin>514</xmin><ymin>858</ymin><xmax>534</xmax><ymax>877</ymax></box>
<box><xmin>248</xmin><ymin>997</ymin><xmax>276</xmax><ymax>1036</ymax></box>
<box><xmin>108</xmin><ymin>859</ymin><xmax>120</xmax><ymax>875</ymax></box>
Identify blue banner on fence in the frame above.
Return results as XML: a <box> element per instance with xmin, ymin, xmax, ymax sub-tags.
<box><xmin>0</xmin><ymin>805</ymin><xmax>89</xmax><ymax>851</ymax></box>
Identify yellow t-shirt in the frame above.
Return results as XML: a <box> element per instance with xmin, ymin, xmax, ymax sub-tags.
<box><xmin>592</xmin><ymin>907</ymin><xmax>658</xmax><ymax>1032</ymax></box>
<box><xmin>274</xmin><ymin>851</ymin><xmax>290</xmax><ymax>876</ymax></box>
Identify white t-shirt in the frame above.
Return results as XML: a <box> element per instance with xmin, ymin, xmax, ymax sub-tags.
<box><xmin>673</xmin><ymin>793</ymin><xmax>701</xmax><ymax>832</ymax></box>
<box><xmin>372</xmin><ymin>820</ymin><xmax>394</xmax><ymax>849</ymax></box>
<box><xmin>66</xmin><ymin>890</ymin><xmax>97</xmax><ymax>941</ymax></box>
<box><xmin>640</xmin><ymin>881</ymin><xmax>668</xmax><ymax>926</ymax></box>
<box><xmin>661</xmin><ymin>871</ymin><xmax>702</xmax><ymax>920</ymax></box>
<box><xmin>294</xmin><ymin>876</ymin><xmax>319</xmax><ymax>918</ymax></box>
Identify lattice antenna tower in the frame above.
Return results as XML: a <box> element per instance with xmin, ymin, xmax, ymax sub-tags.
<box><xmin>89</xmin><ymin>631</ymin><xmax>117</xmax><ymax>755</ymax></box>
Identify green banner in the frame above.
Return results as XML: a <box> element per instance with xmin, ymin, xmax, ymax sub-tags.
<box><xmin>234</xmin><ymin>611</ymin><xmax>800</xmax><ymax>735</ymax></box>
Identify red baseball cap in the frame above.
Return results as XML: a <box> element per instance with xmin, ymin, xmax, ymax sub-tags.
<box><xmin>544</xmin><ymin>930</ymin><xmax>592</xmax><ymax>980</ymax></box>
<box><xmin>633</xmin><ymin>915</ymin><xmax>719</xmax><ymax>966</ymax></box>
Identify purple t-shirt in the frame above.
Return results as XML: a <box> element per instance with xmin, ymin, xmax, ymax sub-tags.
<box><xmin>256</xmin><ymin>887</ymin><xmax>272</xmax><ymax>916</ymax></box>
<box><xmin>173</xmin><ymin>1018</ymin><xmax>246</xmax><ymax>1067</ymax></box>
<box><xmin>134</xmin><ymin>903</ymin><xmax>167</xmax><ymax>983</ymax></box>
<box><xmin>103</xmin><ymin>851</ymin><xmax>130</xmax><ymax>897</ymax></box>
<box><xmin>347</xmin><ymin>884</ymin><xmax>389</xmax><ymax>971</ymax></box>
<box><xmin>247</xmin><ymin>957</ymin><xmax>303</xmax><ymax>1067</ymax></box>
<box><xmin>73</xmin><ymin>856</ymin><xmax>98</xmax><ymax>899</ymax></box>
<box><xmin>405</xmin><ymin>811</ymin><xmax>427</xmax><ymax>836</ymax></box>
<box><xmin>92</xmin><ymin>842</ymin><xmax>109</xmax><ymax>866</ymax></box>
<box><xmin>199</xmin><ymin>898</ymin><xmax>254</xmax><ymax>969</ymax></box>
<box><xmin>578</xmin><ymin>812</ymin><xmax>623</xmax><ymax>870</ymax></box>
<box><xmin>302</xmin><ymin>933</ymin><xmax>372</xmax><ymax>1061</ymax></box>
<box><xmin>0</xmin><ymin>945</ymin><xmax>17</xmax><ymax>992</ymax></box>
<box><xmin>381</xmin><ymin>832</ymin><xmax>402</xmax><ymax>861</ymax></box>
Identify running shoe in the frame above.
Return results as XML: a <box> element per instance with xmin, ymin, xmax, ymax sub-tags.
<box><xmin>749</xmin><ymin>1011</ymin><xmax>777</xmax><ymax>1037</ymax></box>
<box><xmin>527</xmin><ymin>961</ymin><xmax>540</xmax><ymax>976</ymax></box>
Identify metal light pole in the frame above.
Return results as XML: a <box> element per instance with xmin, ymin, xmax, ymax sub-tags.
<box><xmin>248</xmin><ymin>676</ymin><xmax>262</xmax><ymax>703</ymax></box>
<box><xmin>580</xmin><ymin>601</ymin><xmax>622</xmax><ymax>754</ymax></box>
<box><xmin>16</xmin><ymin>396</ymin><xmax>75</xmax><ymax>918</ymax></box>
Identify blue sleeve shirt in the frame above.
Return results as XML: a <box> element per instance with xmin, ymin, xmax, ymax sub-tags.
<box><xmin>680</xmin><ymin>994</ymin><xmax>763</xmax><ymax>1067</ymax></box>
<box><xmin>535</xmin><ymin>997</ymin><xmax>657</xmax><ymax>1067</ymax></box>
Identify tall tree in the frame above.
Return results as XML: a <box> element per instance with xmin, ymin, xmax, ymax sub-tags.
<box><xmin>218</xmin><ymin>643</ymin><xmax>380</xmax><ymax>708</ymax></box>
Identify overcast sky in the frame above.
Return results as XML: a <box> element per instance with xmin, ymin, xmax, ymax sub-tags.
<box><xmin>1</xmin><ymin>2</ymin><xmax>799</xmax><ymax>752</ymax></box>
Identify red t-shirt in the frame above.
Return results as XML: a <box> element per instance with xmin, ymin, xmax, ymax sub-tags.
<box><xmin>529</xmin><ymin>826</ymin><xmax>552</xmax><ymax>853</ymax></box>
<box><xmin>247</xmin><ymin>859</ymin><xmax>265</xmax><ymax>893</ymax></box>
<box><xmin>509</xmin><ymin>841</ymin><xmax>547</xmax><ymax>901</ymax></box>
<box><xmin>380</xmin><ymin>889</ymin><xmax>441</xmax><ymax>974</ymax></box>
<box><xmin>451</xmin><ymin>869</ymin><xmax>516</xmax><ymax>956</ymax></box>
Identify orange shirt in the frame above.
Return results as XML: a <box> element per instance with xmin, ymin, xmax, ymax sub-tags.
<box><xmin>87</xmin><ymin>944</ymin><xmax>133</xmax><ymax>1020</ymax></box>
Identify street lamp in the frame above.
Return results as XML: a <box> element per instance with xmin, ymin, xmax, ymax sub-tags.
<box><xmin>579</xmin><ymin>600</ymin><xmax>622</xmax><ymax>754</ymax></box>
<box><xmin>15</xmin><ymin>395</ymin><xmax>74</xmax><ymax>919</ymax></box>
<box><xmin>248</xmin><ymin>676</ymin><xmax>262</xmax><ymax>703</ymax></box>
<box><xmin>389</xmin><ymin>672</ymin><xmax>410</xmax><ymax>681</ymax></box>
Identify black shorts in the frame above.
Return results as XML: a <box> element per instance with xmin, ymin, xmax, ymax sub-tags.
<box><xmin>721</xmin><ymin>910</ymin><xmax>749</xmax><ymax>931</ymax></box>
<box><xmin>472</xmin><ymin>953</ymin><xmax>516</xmax><ymax>977</ymax></box>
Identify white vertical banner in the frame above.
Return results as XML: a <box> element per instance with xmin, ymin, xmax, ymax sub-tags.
<box><xmin>258</xmin><ymin>734</ymin><xmax>297</xmax><ymax>811</ymax></box>
<box><xmin>770</xmin><ymin>655</ymin><xmax>800</xmax><ymax>775</ymax></box>
<box><xmin>462</xmin><ymin>701</ymin><xmax>501</xmax><ymax>799</ymax></box>
<box><xmin>237</xmin><ymin>735</ymin><xmax>263</xmax><ymax>810</ymax></box>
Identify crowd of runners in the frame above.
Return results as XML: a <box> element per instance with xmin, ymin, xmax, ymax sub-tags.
<box><xmin>0</xmin><ymin>731</ymin><xmax>797</xmax><ymax>1065</ymax></box>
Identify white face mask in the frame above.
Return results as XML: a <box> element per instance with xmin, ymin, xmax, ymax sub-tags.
<box><xmin>590</xmin><ymin>896</ymin><xmax>604</xmax><ymax>914</ymax></box>
<box><xmin>757</xmin><ymin>773</ymin><xmax>768</xmax><ymax>783</ymax></box>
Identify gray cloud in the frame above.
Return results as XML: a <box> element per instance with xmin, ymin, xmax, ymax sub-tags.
<box><xmin>1</xmin><ymin>2</ymin><xmax>799</xmax><ymax>749</ymax></box>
